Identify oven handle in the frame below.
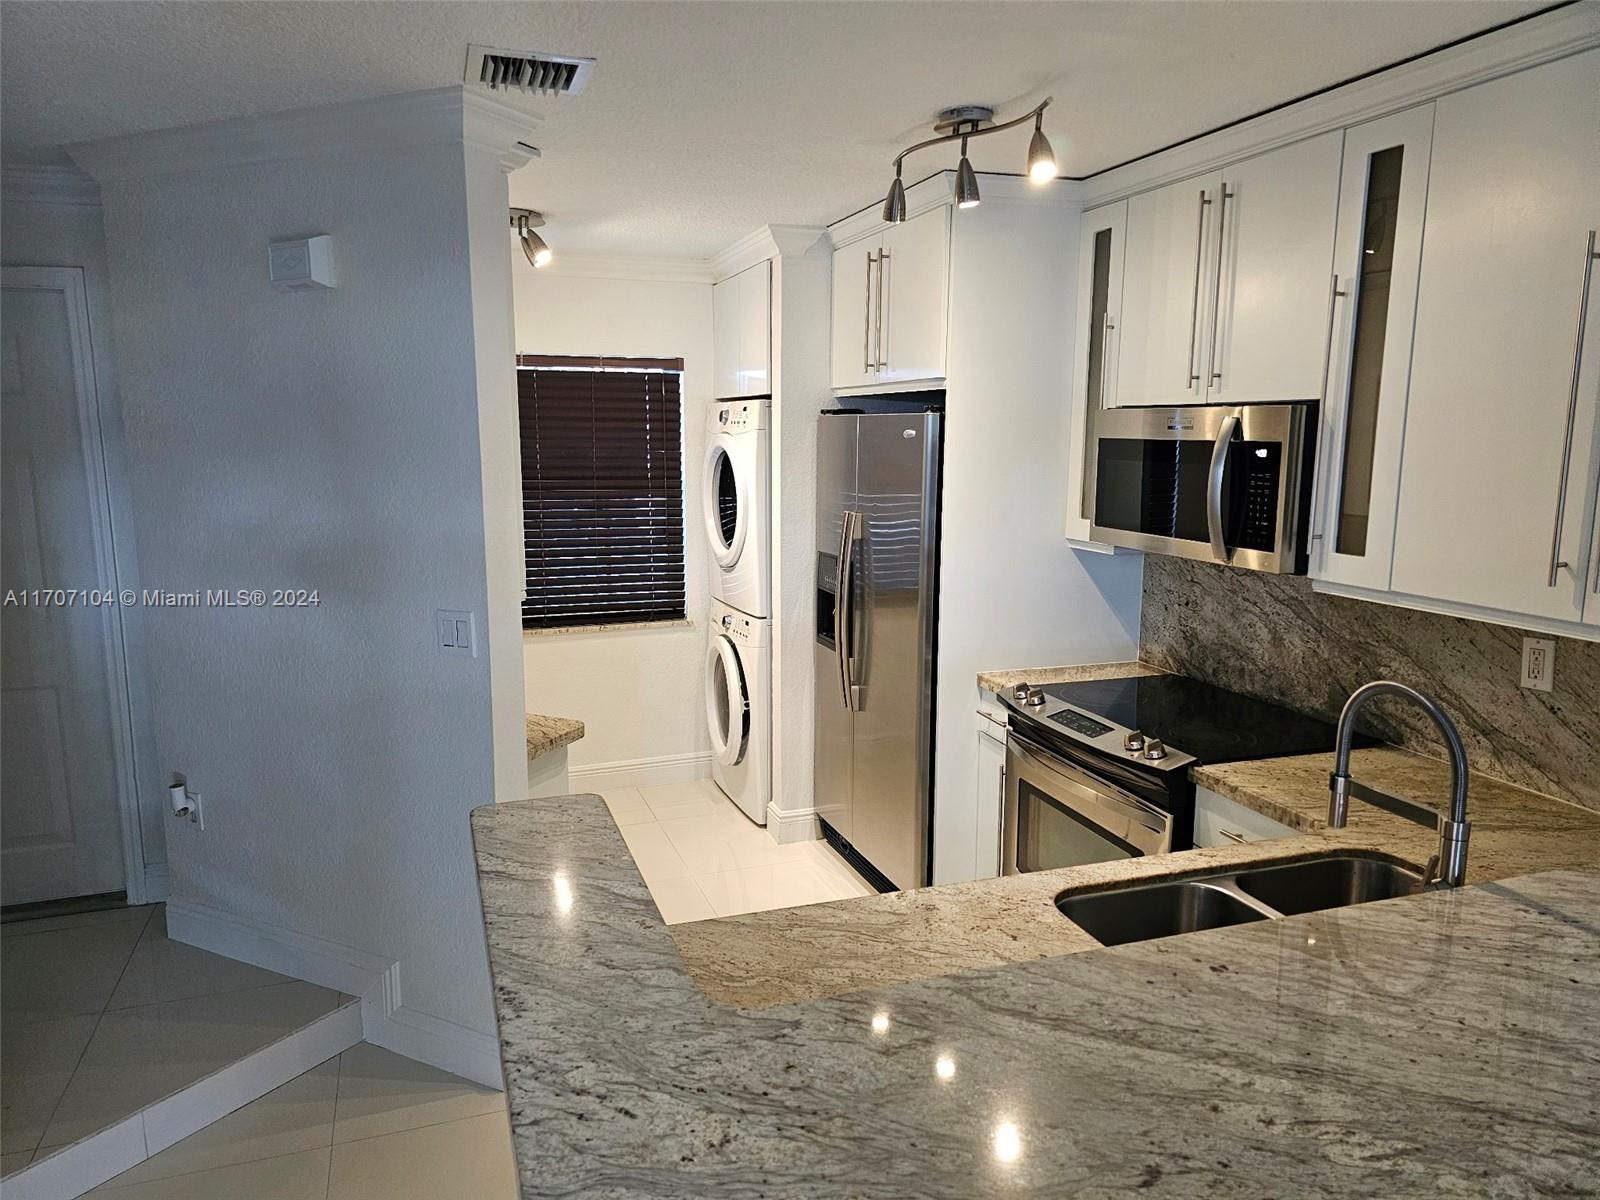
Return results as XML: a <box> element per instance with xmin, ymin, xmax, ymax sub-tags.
<box><xmin>1206</xmin><ymin>413</ymin><xmax>1239</xmax><ymax>563</ymax></box>
<box><xmin>1007</xmin><ymin>731</ymin><xmax>1172</xmax><ymax>837</ymax></box>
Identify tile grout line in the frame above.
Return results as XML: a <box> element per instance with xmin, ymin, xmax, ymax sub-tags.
<box><xmin>27</xmin><ymin>903</ymin><xmax>161</xmax><ymax>1154</ymax></box>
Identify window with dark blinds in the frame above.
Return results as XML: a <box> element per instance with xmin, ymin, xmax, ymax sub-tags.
<box><xmin>517</xmin><ymin>355</ymin><xmax>686</xmax><ymax>629</ymax></box>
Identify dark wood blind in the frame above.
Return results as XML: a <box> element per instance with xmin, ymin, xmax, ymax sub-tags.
<box><xmin>518</xmin><ymin>359</ymin><xmax>686</xmax><ymax>629</ymax></box>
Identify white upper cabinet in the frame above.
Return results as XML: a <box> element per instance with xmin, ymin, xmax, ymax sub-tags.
<box><xmin>1114</xmin><ymin>133</ymin><xmax>1342</xmax><ymax>408</ymax></box>
<box><xmin>1207</xmin><ymin>131</ymin><xmax>1343</xmax><ymax>404</ymax></box>
<box><xmin>1390</xmin><ymin>49</ymin><xmax>1600</xmax><ymax>623</ymax></box>
<box><xmin>830</xmin><ymin>204</ymin><xmax>950</xmax><ymax>390</ymax></box>
<box><xmin>880</xmin><ymin>205</ymin><xmax>951</xmax><ymax>385</ymax></box>
<box><xmin>712</xmin><ymin>261</ymin><xmax>771</xmax><ymax>398</ymax></box>
<box><xmin>1065</xmin><ymin>201</ymin><xmax>1127</xmax><ymax>541</ymax></box>
<box><xmin>830</xmin><ymin>236</ymin><xmax>878</xmax><ymax>390</ymax></box>
<box><xmin>1116</xmin><ymin>171</ymin><xmax>1222</xmax><ymax>406</ymax></box>
<box><xmin>1311</xmin><ymin>105</ymin><xmax>1435</xmax><ymax>591</ymax></box>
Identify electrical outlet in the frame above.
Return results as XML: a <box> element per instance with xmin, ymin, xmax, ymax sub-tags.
<box><xmin>188</xmin><ymin>791</ymin><xmax>205</xmax><ymax>830</ymax></box>
<box><xmin>1520</xmin><ymin>637</ymin><xmax>1555</xmax><ymax>692</ymax></box>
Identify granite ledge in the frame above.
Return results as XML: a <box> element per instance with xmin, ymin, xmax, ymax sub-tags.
<box><xmin>472</xmin><ymin>794</ymin><xmax>1600</xmax><ymax>1199</ymax></box>
<box><xmin>976</xmin><ymin>660</ymin><xmax>1163</xmax><ymax>694</ymax></box>
<box><xmin>526</xmin><ymin>712</ymin><xmax>584</xmax><ymax>761</ymax></box>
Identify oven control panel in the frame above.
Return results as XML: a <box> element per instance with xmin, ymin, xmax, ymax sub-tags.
<box><xmin>1049</xmin><ymin>709</ymin><xmax>1113</xmax><ymax>739</ymax></box>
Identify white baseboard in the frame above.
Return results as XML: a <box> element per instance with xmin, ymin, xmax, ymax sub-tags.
<box><xmin>8</xmin><ymin>1000</ymin><xmax>361</xmax><ymax>1200</ymax></box>
<box><xmin>766</xmin><ymin>801</ymin><xmax>822</xmax><ymax>845</ymax></box>
<box><xmin>163</xmin><ymin>900</ymin><xmax>501</xmax><ymax>1088</ymax></box>
<box><xmin>569</xmin><ymin>749</ymin><xmax>712</xmax><ymax>792</ymax></box>
<box><xmin>142</xmin><ymin>861</ymin><xmax>171</xmax><ymax>903</ymax></box>
<box><xmin>366</xmin><ymin>1005</ymin><xmax>504</xmax><ymax>1090</ymax></box>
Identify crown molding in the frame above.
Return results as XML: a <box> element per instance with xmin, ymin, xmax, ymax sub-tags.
<box><xmin>536</xmin><ymin>254</ymin><xmax>716</xmax><ymax>285</ymax></box>
<box><xmin>709</xmin><ymin>224</ymin><xmax>827</xmax><ymax>282</ymax></box>
<box><xmin>69</xmin><ymin>86</ymin><xmax>540</xmax><ymax>184</ymax></box>
<box><xmin>1082</xmin><ymin>3</ymin><xmax>1600</xmax><ymax>207</ymax></box>
<box><xmin>2</xmin><ymin>164</ymin><xmax>101</xmax><ymax>207</ymax></box>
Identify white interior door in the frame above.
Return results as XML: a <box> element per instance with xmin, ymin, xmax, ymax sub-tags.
<box><xmin>1116</xmin><ymin>171</ymin><xmax>1223</xmax><ymax>406</ymax></box>
<box><xmin>2</xmin><ymin>267</ymin><xmax>130</xmax><ymax>904</ymax></box>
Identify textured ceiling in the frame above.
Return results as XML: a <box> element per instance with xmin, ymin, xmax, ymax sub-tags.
<box><xmin>1</xmin><ymin>0</ymin><xmax>1544</xmax><ymax>257</ymax></box>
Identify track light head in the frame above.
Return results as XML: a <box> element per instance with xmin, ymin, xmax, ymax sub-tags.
<box><xmin>883</xmin><ymin>173</ymin><xmax>907</xmax><ymax>224</ymax></box>
<box><xmin>955</xmin><ymin>150</ymin><xmax>980</xmax><ymax>210</ymax></box>
<box><xmin>1027</xmin><ymin>119</ymin><xmax>1057</xmax><ymax>184</ymax></box>
<box><xmin>510</xmin><ymin>208</ymin><xmax>552</xmax><ymax>268</ymax></box>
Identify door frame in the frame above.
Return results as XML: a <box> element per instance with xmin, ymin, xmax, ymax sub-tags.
<box><xmin>3</xmin><ymin>265</ymin><xmax>150</xmax><ymax>904</ymax></box>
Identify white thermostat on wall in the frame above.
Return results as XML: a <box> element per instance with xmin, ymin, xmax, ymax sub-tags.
<box><xmin>268</xmin><ymin>235</ymin><xmax>336</xmax><ymax>291</ymax></box>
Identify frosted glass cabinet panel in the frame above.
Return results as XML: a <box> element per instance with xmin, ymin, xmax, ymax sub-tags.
<box><xmin>1311</xmin><ymin>104</ymin><xmax>1435</xmax><ymax>591</ymax></box>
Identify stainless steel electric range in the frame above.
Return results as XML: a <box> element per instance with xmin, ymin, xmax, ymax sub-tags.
<box><xmin>998</xmin><ymin>674</ymin><xmax>1358</xmax><ymax>875</ymax></box>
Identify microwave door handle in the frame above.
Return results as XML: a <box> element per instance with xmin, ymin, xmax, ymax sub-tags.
<box><xmin>1206</xmin><ymin>413</ymin><xmax>1239</xmax><ymax>563</ymax></box>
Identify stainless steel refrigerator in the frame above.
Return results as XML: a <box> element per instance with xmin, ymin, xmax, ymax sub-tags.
<box><xmin>814</xmin><ymin>410</ymin><xmax>942</xmax><ymax>890</ymax></box>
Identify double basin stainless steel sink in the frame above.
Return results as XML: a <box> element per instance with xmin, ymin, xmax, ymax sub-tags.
<box><xmin>1057</xmin><ymin>854</ymin><xmax>1423</xmax><ymax>947</ymax></box>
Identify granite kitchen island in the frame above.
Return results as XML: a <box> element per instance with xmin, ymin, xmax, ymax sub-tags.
<box><xmin>471</xmin><ymin>792</ymin><xmax>1600</xmax><ymax>1198</ymax></box>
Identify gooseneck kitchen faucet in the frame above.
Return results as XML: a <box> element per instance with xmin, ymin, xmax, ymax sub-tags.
<box><xmin>1328</xmin><ymin>681</ymin><xmax>1470</xmax><ymax>888</ymax></box>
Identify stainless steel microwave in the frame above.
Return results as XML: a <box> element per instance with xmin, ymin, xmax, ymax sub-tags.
<box><xmin>1087</xmin><ymin>403</ymin><xmax>1316</xmax><ymax>574</ymax></box>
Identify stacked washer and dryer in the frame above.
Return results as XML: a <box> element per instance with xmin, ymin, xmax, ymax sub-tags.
<box><xmin>702</xmin><ymin>400</ymin><xmax>772</xmax><ymax>824</ymax></box>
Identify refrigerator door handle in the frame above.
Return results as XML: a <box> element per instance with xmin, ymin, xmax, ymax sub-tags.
<box><xmin>833</xmin><ymin>510</ymin><xmax>854</xmax><ymax>711</ymax></box>
<box><xmin>840</xmin><ymin>510</ymin><xmax>863</xmax><ymax>711</ymax></box>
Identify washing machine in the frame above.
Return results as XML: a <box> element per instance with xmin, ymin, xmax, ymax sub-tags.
<box><xmin>703</xmin><ymin>399</ymin><xmax>770</xmax><ymax>619</ymax></box>
<box><xmin>706</xmin><ymin>597</ymin><xmax>771</xmax><ymax>825</ymax></box>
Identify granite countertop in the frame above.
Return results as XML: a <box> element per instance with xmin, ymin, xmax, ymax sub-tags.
<box><xmin>975</xmin><ymin>659</ymin><xmax>1163</xmax><ymax>694</ymax></box>
<box><xmin>526</xmin><ymin>712</ymin><xmax>584</xmax><ymax>761</ymax></box>
<box><xmin>674</xmin><ymin>743</ymin><xmax>1600</xmax><ymax>1008</ymax></box>
<box><xmin>472</xmin><ymin>794</ymin><xmax>1600</xmax><ymax>1198</ymax></box>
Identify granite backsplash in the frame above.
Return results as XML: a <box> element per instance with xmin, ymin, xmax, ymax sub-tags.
<box><xmin>1140</xmin><ymin>555</ymin><xmax>1600</xmax><ymax>812</ymax></box>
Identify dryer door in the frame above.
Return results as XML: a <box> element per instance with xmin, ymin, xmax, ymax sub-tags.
<box><xmin>705</xmin><ymin>634</ymin><xmax>750</xmax><ymax>767</ymax></box>
<box><xmin>703</xmin><ymin>435</ymin><xmax>748</xmax><ymax>568</ymax></box>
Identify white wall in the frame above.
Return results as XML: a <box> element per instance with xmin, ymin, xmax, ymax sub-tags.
<box><xmin>1</xmin><ymin>175</ymin><xmax>169</xmax><ymax>898</ymax></box>
<box><xmin>512</xmin><ymin>267</ymin><xmax>715</xmax><ymax>781</ymax></box>
<box><xmin>72</xmin><ymin>90</ymin><xmax>529</xmax><ymax>1065</ymax></box>
<box><xmin>766</xmin><ymin>237</ymin><xmax>833</xmax><ymax>837</ymax></box>
<box><xmin>932</xmin><ymin>183</ymin><xmax>1144</xmax><ymax>884</ymax></box>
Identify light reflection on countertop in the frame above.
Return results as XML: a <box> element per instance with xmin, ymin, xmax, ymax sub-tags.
<box><xmin>472</xmin><ymin>794</ymin><xmax>1600</xmax><ymax>1198</ymax></box>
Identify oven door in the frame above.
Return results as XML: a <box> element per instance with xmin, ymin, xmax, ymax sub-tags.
<box><xmin>1002</xmin><ymin>732</ymin><xmax>1173</xmax><ymax>875</ymax></box>
<box><xmin>1088</xmin><ymin>403</ymin><xmax>1311</xmax><ymax>573</ymax></box>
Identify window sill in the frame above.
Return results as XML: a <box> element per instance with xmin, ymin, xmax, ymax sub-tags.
<box><xmin>523</xmin><ymin>618</ymin><xmax>696</xmax><ymax>639</ymax></box>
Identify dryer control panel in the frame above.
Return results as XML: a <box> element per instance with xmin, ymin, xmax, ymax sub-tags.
<box><xmin>713</xmin><ymin>400</ymin><xmax>768</xmax><ymax>433</ymax></box>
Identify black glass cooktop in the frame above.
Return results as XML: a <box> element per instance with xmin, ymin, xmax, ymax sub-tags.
<box><xmin>1042</xmin><ymin>675</ymin><xmax>1350</xmax><ymax>766</ymax></box>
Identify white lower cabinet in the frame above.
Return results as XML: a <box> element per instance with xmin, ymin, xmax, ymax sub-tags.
<box><xmin>1389</xmin><ymin>49</ymin><xmax>1600</xmax><ymax>623</ymax></box>
<box><xmin>1192</xmin><ymin>786</ymin><xmax>1296</xmax><ymax>849</ymax></box>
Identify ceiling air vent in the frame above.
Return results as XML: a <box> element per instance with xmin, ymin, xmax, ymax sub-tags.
<box><xmin>466</xmin><ymin>45</ymin><xmax>595</xmax><ymax>97</ymax></box>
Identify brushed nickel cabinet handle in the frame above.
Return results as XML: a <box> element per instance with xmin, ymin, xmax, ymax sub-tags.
<box><xmin>1208</xmin><ymin>187</ymin><xmax>1235</xmax><ymax>386</ymax></box>
<box><xmin>1097</xmin><ymin>312</ymin><xmax>1116</xmax><ymax>409</ymax></box>
<box><xmin>1218</xmin><ymin>828</ymin><xmax>1248</xmax><ymax>844</ymax></box>
<box><xmin>1547</xmin><ymin>230</ymin><xmax>1600</xmax><ymax>588</ymax></box>
<box><xmin>1186</xmin><ymin>189</ymin><xmax>1212</xmax><ymax>390</ymax></box>
<box><xmin>863</xmin><ymin>250</ymin><xmax>876</xmax><ymax>374</ymax></box>
<box><xmin>876</xmin><ymin>250</ymin><xmax>891</xmax><ymax>370</ymax></box>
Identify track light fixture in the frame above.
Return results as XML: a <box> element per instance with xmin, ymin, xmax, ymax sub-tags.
<box><xmin>882</xmin><ymin>97</ymin><xmax>1055</xmax><ymax>222</ymax></box>
<box><xmin>510</xmin><ymin>208</ymin><xmax>551</xmax><ymax>268</ymax></box>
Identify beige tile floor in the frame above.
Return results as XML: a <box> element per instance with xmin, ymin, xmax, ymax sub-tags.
<box><xmin>1</xmin><ymin>904</ymin><xmax>347</xmax><ymax>1172</ymax></box>
<box><xmin>602</xmin><ymin>780</ymin><xmax>876</xmax><ymax>921</ymax></box>
<box><xmin>79</xmin><ymin>1042</ymin><xmax>516</xmax><ymax>1198</ymax></box>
